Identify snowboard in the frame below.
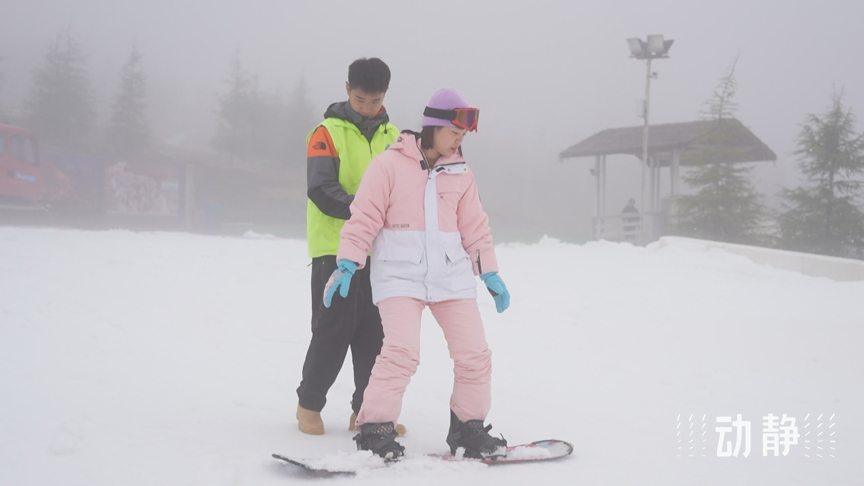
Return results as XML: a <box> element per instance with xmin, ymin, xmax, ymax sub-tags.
<box><xmin>272</xmin><ymin>439</ymin><xmax>572</xmax><ymax>476</ymax></box>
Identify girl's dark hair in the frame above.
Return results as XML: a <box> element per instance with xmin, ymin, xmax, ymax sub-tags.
<box><xmin>347</xmin><ymin>58</ymin><xmax>391</xmax><ymax>93</ymax></box>
<box><xmin>419</xmin><ymin>126</ymin><xmax>464</xmax><ymax>156</ymax></box>
<box><xmin>419</xmin><ymin>126</ymin><xmax>437</xmax><ymax>150</ymax></box>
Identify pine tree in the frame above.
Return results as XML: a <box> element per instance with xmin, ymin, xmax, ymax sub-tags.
<box><xmin>0</xmin><ymin>53</ymin><xmax>5</xmax><ymax>98</ymax></box>
<box><xmin>282</xmin><ymin>75</ymin><xmax>318</xmax><ymax>164</ymax></box>
<box><xmin>26</xmin><ymin>30</ymin><xmax>95</xmax><ymax>147</ymax></box>
<box><xmin>0</xmin><ymin>53</ymin><xmax>5</xmax><ymax>118</ymax></box>
<box><xmin>777</xmin><ymin>92</ymin><xmax>864</xmax><ymax>259</ymax></box>
<box><xmin>107</xmin><ymin>45</ymin><xmax>150</xmax><ymax>155</ymax></box>
<box><xmin>213</xmin><ymin>48</ymin><xmax>252</xmax><ymax>162</ymax></box>
<box><xmin>245</xmin><ymin>71</ymin><xmax>278</xmax><ymax>161</ymax></box>
<box><xmin>212</xmin><ymin>49</ymin><xmax>321</xmax><ymax>164</ymax></box>
<box><xmin>673</xmin><ymin>56</ymin><xmax>765</xmax><ymax>244</ymax></box>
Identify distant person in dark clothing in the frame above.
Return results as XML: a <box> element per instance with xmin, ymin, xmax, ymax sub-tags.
<box><xmin>621</xmin><ymin>198</ymin><xmax>640</xmax><ymax>241</ymax></box>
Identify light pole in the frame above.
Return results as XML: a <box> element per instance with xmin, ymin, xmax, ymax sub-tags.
<box><xmin>626</xmin><ymin>35</ymin><xmax>673</xmax><ymax>236</ymax></box>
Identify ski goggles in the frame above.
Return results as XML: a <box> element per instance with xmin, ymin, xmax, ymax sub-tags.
<box><xmin>423</xmin><ymin>106</ymin><xmax>480</xmax><ymax>132</ymax></box>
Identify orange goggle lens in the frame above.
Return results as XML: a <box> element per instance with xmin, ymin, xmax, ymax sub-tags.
<box><xmin>452</xmin><ymin>108</ymin><xmax>479</xmax><ymax>132</ymax></box>
<box><xmin>423</xmin><ymin>106</ymin><xmax>480</xmax><ymax>132</ymax></box>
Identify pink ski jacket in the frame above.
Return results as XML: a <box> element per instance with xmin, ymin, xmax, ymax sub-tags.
<box><xmin>336</xmin><ymin>131</ymin><xmax>498</xmax><ymax>304</ymax></box>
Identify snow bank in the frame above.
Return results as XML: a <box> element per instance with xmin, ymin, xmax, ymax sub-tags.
<box><xmin>657</xmin><ymin>236</ymin><xmax>864</xmax><ymax>282</ymax></box>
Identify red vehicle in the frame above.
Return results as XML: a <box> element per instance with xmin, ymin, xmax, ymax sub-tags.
<box><xmin>0</xmin><ymin>123</ymin><xmax>75</xmax><ymax>212</ymax></box>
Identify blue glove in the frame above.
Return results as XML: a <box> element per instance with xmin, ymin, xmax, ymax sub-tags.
<box><xmin>480</xmin><ymin>272</ymin><xmax>510</xmax><ymax>313</ymax></box>
<box><xmin>323</xmin><ymin>259</ymin><xmax>358</xmax><ymax>308</ymax></box>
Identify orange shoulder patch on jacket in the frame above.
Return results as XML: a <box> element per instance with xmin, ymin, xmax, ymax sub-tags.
<box><xmin>307</xmin><ymin>127</ymin><xmax>338</xmax><ymax>158</ymax></box>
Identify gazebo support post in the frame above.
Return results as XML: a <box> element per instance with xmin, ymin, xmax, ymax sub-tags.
<box><xmin>601</xmin><ymin>154</ymin><xmax>607</xmax><ymax>222</ymax></box>
<box><xmin>671</xmin><ymin>149</ymin><xmax>680</xmax><ymax>195</ymax></box>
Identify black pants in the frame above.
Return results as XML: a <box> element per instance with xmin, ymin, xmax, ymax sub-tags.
<box><xmin>296</xmin><ymin>255</ymin><xmax>383</xmax><ymax>415</ymax></box>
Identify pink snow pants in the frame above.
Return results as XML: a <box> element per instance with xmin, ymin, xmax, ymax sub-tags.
<box><xmin>355</xmin><ymin>297</ymin><xmax>492</xmax><ymax>427</ymax></box>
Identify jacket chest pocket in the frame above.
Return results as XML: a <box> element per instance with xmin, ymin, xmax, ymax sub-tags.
<box><xmin>438</xmin><ymin>191</ymin><xmax>461</xmax><ymax>208</ymax></box>
<box><xmin>437</xmin><ymin>191</ymin><xmax>461</xmax><ymax>231</ymax></box>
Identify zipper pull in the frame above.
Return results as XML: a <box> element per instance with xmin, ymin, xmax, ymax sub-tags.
<box><xmin>476</xmin><ymin>250</ymin><xmax>482</xmax><ymax>274</ymax></box>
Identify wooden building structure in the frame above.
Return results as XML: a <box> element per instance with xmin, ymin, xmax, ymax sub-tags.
<box><xmin>559</xmin><ymin>119</ymin><xmax>776</xmax><ymax>242</ymax></box>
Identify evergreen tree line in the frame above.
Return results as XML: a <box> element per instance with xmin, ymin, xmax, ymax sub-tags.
<box><xmin>212</xmin><ymin>48</ymin><xmax>317</xmax><ymax>164</ymax></box>
<box><xmin>671</xmin><ymin>57</ymin><xmax>864</xmax><ymax>260</ymax></box>
<box><xmin>11</xmin><ymin>29</ymin><xmax>315</xmax><ymax>163</ymax></box>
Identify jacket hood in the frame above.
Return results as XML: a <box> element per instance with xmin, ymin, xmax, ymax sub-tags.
<box><xmin>389</xmin><ymin>130</ymin><xmax>466</xmax><ymax>167</ymax></box>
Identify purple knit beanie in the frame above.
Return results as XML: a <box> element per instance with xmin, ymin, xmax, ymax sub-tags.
<box><xmin>421</xmin><ymin>88</ymin><xmax>470</xmax><ymax>128</ymax></box>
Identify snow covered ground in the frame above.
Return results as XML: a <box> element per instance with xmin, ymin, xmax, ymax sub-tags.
<box><xmin>1</xmin><ymin>227</ymin><xmax>862</xmax><ymax>485</ymax></box>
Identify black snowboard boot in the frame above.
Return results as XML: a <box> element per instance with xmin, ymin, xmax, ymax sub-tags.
<box><xmin>446</xmin><ymin>410</ymin><xmax>508</xmax><ymax>459</ymax></box>
<box><xmin>353</xmin><ymin>422</ymin><xmax>405</xmax><ymax>461</ymax></box>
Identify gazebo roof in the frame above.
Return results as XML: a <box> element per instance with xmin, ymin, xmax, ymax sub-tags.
<box><xmin>559</xmin><ymin>119</ymin><xmax>776</xmax><ymax>166</ymax></box>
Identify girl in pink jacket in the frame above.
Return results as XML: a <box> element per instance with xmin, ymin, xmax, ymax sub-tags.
<box><xmin>323</xmin><ymin>88</ymin><xmax>510</xmax><ymax>460</ymax></box>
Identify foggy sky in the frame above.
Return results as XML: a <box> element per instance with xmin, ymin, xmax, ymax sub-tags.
<box><xmin>2</xmin><ymin>0</ymin><xmax>863</xmax><ymax>239</ymax></box>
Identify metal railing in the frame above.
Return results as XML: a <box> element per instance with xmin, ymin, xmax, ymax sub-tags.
<box><xmin>592</xmin><ymin>212</ymin><xmax>664</xmax><ymax>243</ymax></box>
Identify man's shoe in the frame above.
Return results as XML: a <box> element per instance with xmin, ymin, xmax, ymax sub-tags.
<box><xmin>296</xmin><ymin>405</ymin><xmax>324</xmax><ymax>435</ymax></box>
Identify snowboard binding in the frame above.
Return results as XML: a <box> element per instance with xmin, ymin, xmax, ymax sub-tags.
<box><xmin>353</xmin><ymin>421</ymin><xmax>405</xmax><ymax>461</ymax></box>
<box><xmin>446</xmin><ymin>410</ymin><xmax>508</xmax><ymax>459</ymax></box>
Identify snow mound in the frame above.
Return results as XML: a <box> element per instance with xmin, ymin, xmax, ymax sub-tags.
<box><xmin>243</xmin><ymin>230</ymin><xmax>279</xmax><ymax>240</ymax></box>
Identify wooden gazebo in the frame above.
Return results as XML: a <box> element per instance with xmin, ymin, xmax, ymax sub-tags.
<box><xmin>559</xmin><ymin>118</ymin><xmax>776</xmax><ymax>242</ymax></box>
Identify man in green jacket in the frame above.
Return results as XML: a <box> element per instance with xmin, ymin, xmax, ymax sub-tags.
<box><xmin>296</xmin><ymin>58</ymin><xmax>404</xmax><ymax>435</ymax></box>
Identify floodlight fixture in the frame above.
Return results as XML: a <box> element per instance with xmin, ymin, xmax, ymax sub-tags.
<box><xmin>647</xmin><ymin>35</ymin><xmax>665</xmax><ymax>55</ymax></box>
<box><xmin>627</xmin><ymin>38</ymin><xmax>644</xmax><ymax>57</ymax></box>
<box><xmin>627</xmin><ymin>35</ymin><xmax>673</xmax><ymax>59</ymax></box>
